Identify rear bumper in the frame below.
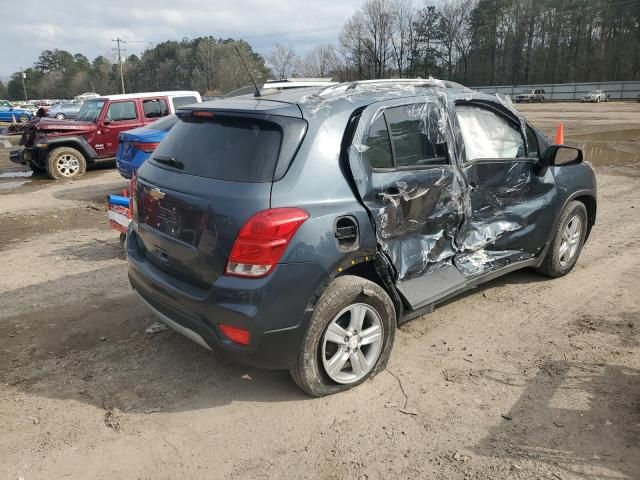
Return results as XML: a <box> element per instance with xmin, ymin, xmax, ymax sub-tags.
<box><xmin>127</xmin><ymin>229</ymin><xmax>328</xmax><ymax>370</ymax></box>
<box><xmin>116</xmin><ymin>150</ymin><xmax>148</xmax><ymax>179</ymax></box>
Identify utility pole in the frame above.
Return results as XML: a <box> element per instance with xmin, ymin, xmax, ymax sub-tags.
<box><xmin>112</xmin><ymin>37</ymin><xmax>126</xmax><ymax>94</ymax></box>
<box><xmin>20</xmin><ymin>68</ymin><xmax>27</xmax><ymax>101</ymax></box>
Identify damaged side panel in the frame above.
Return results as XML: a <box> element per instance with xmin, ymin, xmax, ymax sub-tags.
<box><xmin>345</xmin><ymin>87</ymin><xmax>555</xmax><ymax>310</ymax></box>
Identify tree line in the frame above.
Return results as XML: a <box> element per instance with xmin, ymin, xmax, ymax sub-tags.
<box><xmin>2</xmin><ymin>0</ymin><xmax>639</xmax><ymax>101</ymax></box>
<box><xmin>1</xmin><ymin>38</ymin><xmax>270</xmax><ymax>101</ymax></box>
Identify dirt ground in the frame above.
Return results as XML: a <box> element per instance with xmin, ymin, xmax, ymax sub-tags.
<box><xmin>0</xmin><ymin>102</ymin><xmax>638</xmax><ymax>480</ymax></box>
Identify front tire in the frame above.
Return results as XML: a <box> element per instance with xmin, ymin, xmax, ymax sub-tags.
<box><xmin>46</xmin><ymin>147</ymin><xmax>87</xmax><ymax>180</ymax></box>
<box><xmin>18</xmin><ymin>114</ymin><xmax>29</xmax><ymax>122</ymax></box>
<box><xmin>537</xmin><ymin>201</ymin><xmax>588</xmax><ymax>278</ymax></box>
<box><xmin>290</xmin><ymin>275</ymin><xmax>396</xmax><ymax>397</ymax></box>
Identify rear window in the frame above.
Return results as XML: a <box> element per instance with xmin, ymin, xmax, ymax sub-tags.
<box><xmin>172</xmin><ymin>96</ymin><xmax>198</xmax><ymax>109</ymax></box>
<box><xmin>150</xmin><ymin>115</ymin><xmax>282</xmax><ymax>182</ymax></box>
<box><xmin>143</xmin><ymin>98</ymin><xmax>169</xmax><ymax>118</ymax></box>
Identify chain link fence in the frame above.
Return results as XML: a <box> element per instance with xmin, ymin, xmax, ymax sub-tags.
<box><xmin>472</xmin><ymin>81</ymin><xmax>640</xmax><ymax>101</ymax></box>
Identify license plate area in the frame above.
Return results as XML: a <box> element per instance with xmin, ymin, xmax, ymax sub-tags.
<box><xmin>138</xmin><ymin>185</ymin><xmax>208</xmax><ymax>246</ymax></box>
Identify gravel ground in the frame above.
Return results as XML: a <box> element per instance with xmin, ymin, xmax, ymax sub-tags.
<box><xmin>0</xmin><ymin>102</ymin><xmax>638</xmax><ymax>480</ymax></box>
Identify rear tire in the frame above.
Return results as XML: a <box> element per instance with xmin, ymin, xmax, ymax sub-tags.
<box><xmin>18</xmin><ymin>114</ymin><xmax>29</xmax><ymax>122</ymax></box>
<box><xmin>290</xmin><ymin>275</ymin><xmax>396</xmax><ymax>397</ymax></box>
<box><xmin>46</xmin><ymin>147</ymin><xmax>87</xmax><ymax>180</ymax></box>
<box><xmin>537</xmin><ymin>201</ymin><xmax>588</xmax><ymax>278</ymax></box>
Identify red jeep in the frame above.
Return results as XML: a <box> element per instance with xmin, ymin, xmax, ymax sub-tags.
<box><xmin>13</xmin><ymin>91</ymin><xmax>201</xmax><ymax>179</ymax></box>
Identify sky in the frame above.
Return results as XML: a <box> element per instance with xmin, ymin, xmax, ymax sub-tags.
<box><xmin>1</xmin><ymin>0</ymin><xmax>361</xmax><ymax>80</ymax></box>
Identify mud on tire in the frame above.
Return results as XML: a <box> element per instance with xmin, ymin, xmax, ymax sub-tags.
<box><xmin>290</xmin><ymin>275</ymin><xmax>396</xmax><ymax>397</ymax></box>
<box><xmin>46</xmin><ymin>146</ymin><xmax>87</xmax><ymax>180</ymax></box>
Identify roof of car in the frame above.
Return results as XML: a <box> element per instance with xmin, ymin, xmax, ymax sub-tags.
<box><xmin>93</xmin><ymin>91</ymin><xmax>201</xmax><ymax>101</ymax></box>
<box><xmin>192</xmin><ymin>79</ymin><xmax>496</xmax><ymax>118</ymax></box>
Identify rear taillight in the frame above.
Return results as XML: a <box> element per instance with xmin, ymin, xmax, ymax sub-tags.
<box><xmin>131</xmin><ymin>141</ymin><xmax>160</xmax><ymax>153</ymax></box>
<box><xmin>226</xmin><ymin>208</ymin><xmax>309</xmax><ymax>278</ymax></box>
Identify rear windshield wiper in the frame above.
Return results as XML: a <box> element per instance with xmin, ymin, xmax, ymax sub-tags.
<box><xmin>153</xmin><ymin>155</ymin><xmax>184</xmax><ymax>170</ymax></box>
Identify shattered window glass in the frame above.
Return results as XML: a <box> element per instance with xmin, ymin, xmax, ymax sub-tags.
<box><xmin>456</xmin><ymin>106</ymin><xmax>525</xmax><ymax>161</ymax></box>
<box><xmin>363</xmin><ymin>114</ymin><xmax>393</xmax><ymax>169</ymax></box>
<box><xmin>386</xmin><ymin>104</ymin><xmax>448</xmax><ymax>167</ymax></box>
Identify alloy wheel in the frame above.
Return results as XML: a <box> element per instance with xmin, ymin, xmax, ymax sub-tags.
<box><xmin>55</xmin><ymin>154</ymin><xmax>81</xmax><ymax>178</ymax></box>
<box><xmin>321</xmin><ymin>303</ymin><xmax>384</xmax><ymax>384</ymax></box>
<box><xmin>558</xmin><ymin>215</ymin><xmax>582</xmax><ymax>267</ymax></box>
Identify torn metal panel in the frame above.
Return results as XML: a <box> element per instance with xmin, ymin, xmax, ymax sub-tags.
<box><xmin>339</xmin><ymin>83</ymin><xmax>554</xmax><ymax>302</ymax></box>
<box><xmin>373</xmin><ymin>169</ymin><xmax>463</xmax><ymax>280</ymax></box>
<box><xmin>347</xmin><ymin>95</ymin><xmax>467</xmax><ymax>283</ymax></box>
<box><xmin>455</xmin><ymin>249</ymin><xmax>534</xmax><ymax>277</ymax></box>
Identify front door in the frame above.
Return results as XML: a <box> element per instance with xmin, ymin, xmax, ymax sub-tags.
<box><xmin>349</xmin><ymin>100</ymin><xmax>467</xmax><ymax>308</ymax></box>
<box><xmin>453</xmin><ymin>101</ymin><xmax>557</xmax><ymax>276</ymax></box>
<box><xmin>95</xmin><ymin>100</ymin><xmax>142</xmax><ymax>157</ymax></box>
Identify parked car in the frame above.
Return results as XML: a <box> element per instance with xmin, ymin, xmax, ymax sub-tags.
<box><xmin>74</xmin><ymin>92</ymin><xmax>100</xmax><ymax>102</ymax></box>
<box><xmin>13</xmin><ymin>91</ymin><xmax>201</xmax><ymax>179</ymax></box>
<box><xmin>515</xmin><ymin>89</ymin><xmax>546</xmax><ymax>103</ymax></box>
<box><xmin>0</xmin><ymin>106</ymin><xmax>33</xmax><ymax>123</ymax></box>
<box><xmin>582</xmin><ymin>90</ymin><xmax>609</xmax><ymax>103</ymax></box>
<box><xmin>46</xmin><ymin>102</ymin><xmax>83</xmax><ymax>120</ymax></box>
<box><xmin>0</xmin><ymin>100</ymin><xmax>12</xmax><ymax>108</ymax></box>
<box><xmin>126</xmin><ymin>79</ymin><xmax>597</xmax><ymax>396</ymax></box>
<box><xmin>116</xmin><ymin>114</ymin><xmax>178</xmax><ymax>178</ymax></box>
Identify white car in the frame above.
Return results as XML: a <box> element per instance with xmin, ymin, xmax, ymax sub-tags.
<box><xmin>581</xmin><ymin>90</ymin><xmax>609</xmax><ymax>103</ymax></box>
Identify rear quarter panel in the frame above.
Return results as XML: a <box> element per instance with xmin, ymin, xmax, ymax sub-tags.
<box><xmin>271</xmin><ymin>108</ymin><xmax>377</xmax><ymax>276</ymax></box>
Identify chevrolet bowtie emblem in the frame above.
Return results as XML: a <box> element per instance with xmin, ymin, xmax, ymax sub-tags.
<box><xmin>149</xmin><ymin>188</ymin><xmax>165</xmax><ymax>200</ymax></box>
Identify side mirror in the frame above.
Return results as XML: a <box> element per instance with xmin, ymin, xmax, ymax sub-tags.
<box><xmin>102</xmin><ymin>118</ymin><xmax>112</xmax><ymax>125</ymax></box>
<box><xmin>540</xmin><ymin>145</ymin><xmax>583</xmax><ymax>167</ymax></box>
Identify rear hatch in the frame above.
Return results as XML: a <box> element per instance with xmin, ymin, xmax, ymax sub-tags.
<box><xmin>131</xmin><ymin>100</ymin><xmax>307</xmax><ymax>288</ymax></box>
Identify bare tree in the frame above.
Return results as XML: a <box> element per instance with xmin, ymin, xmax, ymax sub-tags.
<box><xmin>340</xmin><ymin>12</ymin><xmax>367</xmax><ymax>79</ymax></box>
<box><xmin>301</xmin><ymin>45</ymin><xmax>338</xmax><ymax>77</ymax></box>
<box><xmin>390</xmin><ymin>0</ymin><xmax>414</xmax><ymax>77</ymax></box>
<box><xmin>435</xmin><ymin>0</ymin><xmax>472</xmax><ymax>78</ymax></box>
<box><xmin>452</xmin><ymin>0</ymin><xmax>475</xmax><ymax>82</ymax></box>
<box><xmin>268</xmin><ymin>44</ymin><xmax>300</xmax><ymax>79</ymax></box>
<box><xmin>340</xmin><ymin>0</ymin><xmax>395</xmax><ymax>79</ymax></box>
<box><xmin>362</xmin><ymin>0</ymin><xmax>395</xmax><ymax>78</ymax></box>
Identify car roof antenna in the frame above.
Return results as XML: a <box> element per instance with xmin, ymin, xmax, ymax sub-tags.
<box><xmin>234</xmin><ymin>46</ymin><xmax>261</xmax><ymax>98</ymax></box>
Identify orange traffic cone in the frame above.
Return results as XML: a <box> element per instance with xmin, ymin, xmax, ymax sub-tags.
<box><xmin>553</xmin><ymin>123</ymin><xmax>564</xmax><ymax>145</ymax></box>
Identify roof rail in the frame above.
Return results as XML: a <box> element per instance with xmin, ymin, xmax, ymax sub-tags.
<box><xmin>265</xmin><ymin>77</ymin><xmax>334</xmax><ymax>84</ymax></box>
<box><xmin>262</xmin><ymin>79</ymin><xmax>338</xmax><ymax>90</ymax></box>
<box><xmin>315</xmin><ymin>77</ymin><xmax>448</xmax><ymax>97</ymax></box>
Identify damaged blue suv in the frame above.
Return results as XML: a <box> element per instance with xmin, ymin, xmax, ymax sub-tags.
<box><xmin>127</xmin><ymin>79</ymin><xmax>597</xmax><ymax>396</ymax></box>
